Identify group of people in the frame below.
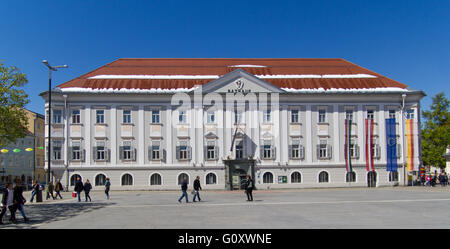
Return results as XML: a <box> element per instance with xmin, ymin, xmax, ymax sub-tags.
<box><xmin>177</xmin><ymin>175</ymin><xmax>255</xmax><ymax>203</ymax></box>
<box><xmin>0</xmin><ymin>180</ymin><xmax>29</xmax><ymax>224</ymax></box>
<box><xmin>415</xmin><ymin>172</ymin><xmax>449</xmax><ymax>187</ymax></box>
<box><xmin>73</xmin><ymin>176</ymin><xmax>111</xmax><ymax>202</ymax></box>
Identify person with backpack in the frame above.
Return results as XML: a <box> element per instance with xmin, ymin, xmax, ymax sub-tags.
<box><xmin>192</xmin><ymin>176</ymin><xmax>202</xmax><ymax>202</ymax></box>
<box><xmin>74</xmin><ymin>177</ymin><xmax>84</xmax><ymax>202</ymax></box>
<box><xmin>84</xmin><ymin>179</ymin><xmax>92</xmax><ymax>202</ymax></box>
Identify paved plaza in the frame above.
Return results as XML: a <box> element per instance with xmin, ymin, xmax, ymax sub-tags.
<box><xmin>2</xmin><ymin>187</ymin><xmax>450</xmax><ymax>229</ymax></box>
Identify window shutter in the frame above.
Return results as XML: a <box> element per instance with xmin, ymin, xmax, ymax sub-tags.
<box><xmin>397</xmin><ymin>144</ymin><xmax>401</xmax><ymax>159</ymax></box>
<box><xmin>300</xmin><ymin>145</ymin><xmax>305</xmax><ymax>160</ymax></box>
<box><xmin>214</xmin><ymin>146</ymin><xmax>219</xmax><ymax>160</ymax></box>
<box><xmin>316</xmin><ymin>145</ymin><xmax>320</xmax><ymax>159</ymax></box>
<box><xmin>375</xmin><ymin>145</ymin><xmax>380</xmax><ymax>159</ymax></box>
<box><xmin>69</xmin><ymin>147</ymin><xmax>73</xmax><ymax>160</ymax></box>
<box><xmin>187</xmin><ymin>146</ymin><xmax>192</xmax><ymax>160</ymax></box>
<box><xmin>327</xmin><ymin>145</ymin><xmax>332</xmax><ymax>159</ymax></box>
<box><xmin>271</xmin><ymin>147</ymin><xmax>276</xmax><ymax>160</ymax></box>
<box><xmin>176</xmin><ymin>146</ymin><xmax>180</xmax><ymax>160</ymax></box>
<box><xmin>288</xmin><ymin>145</ymin><xmax>292</xmax><ymax>159</ymax></box>
<box><xmin>45</xmin><ymin>146</ymin><xmax>48</xmax><ymax>161</ymax></box>
<box><xmin>81</xmin><ymin>149</ymin><xmax>85</xmax><ymax>162</ymax></box>
<box><xmin>260</xmin><ymin>146</ymin><xmax>264</xmax><ymax>159</ymax></box>
<box><xmin>355</xmin><ymin>145</ymin><xmax>360</xmax><ymax>159</ymax></box>
<box><xmin>163</xmin><ymin>149</ymin><xmax>167</xmax><ymax>163</ymax></box>
<box><xmin>93</xmin><ymin>147</ymin><xmax>98</xmax><ymax>161</ymax></box>
<box><xmin>148</xmin><ymin>146</ymin><xmax>152</xmax><ymax>161</ymax></box>
<box><xmin>119</xmin><ymin>146</ymin><xmax>123</xmax><ymax>160</ymax></box>
<box><xmin>132</xmin><ymin>148</ymin><xmax>136</xmax><ymax>161</ymax></box>
<box><xmin>204</xmin><ymin>146</ymin><xmax>208</xmax><ymax>160</ymax></box>
<box><xmin>106</xmin><ymin>149</ymin><xmax>110</xmax><ymax>162</ymax></box>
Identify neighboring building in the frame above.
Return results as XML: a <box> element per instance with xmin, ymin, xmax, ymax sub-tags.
<box><xmin>40</xmin><ymin>58</ymin><xmax>425</xmax><ymax>190</ymax></box>
<box><xmin>0</xmin><ymin>108</ymin><xmax>44</xmax><ymax>185</ymax></box>
<box><xmin>445</xmin><ymin>147</ymin><xmax>450</xmax><ymax>172</ymax></box>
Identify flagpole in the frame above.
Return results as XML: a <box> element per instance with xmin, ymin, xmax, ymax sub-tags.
<box><xmin>401</xmin><ymin>94</ymin><xmax>407</xmax><ymax>186</ymax></box>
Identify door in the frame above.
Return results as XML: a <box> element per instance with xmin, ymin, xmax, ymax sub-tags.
<box><xmin>367</xmin><ymin>171</ymin><xmax>377</xmax><ymax>187</ymax></box>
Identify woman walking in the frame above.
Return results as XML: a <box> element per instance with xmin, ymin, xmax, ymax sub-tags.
<box><xmin>54</xmin><ymin>180</ymin><xmax>63</xmax><ymax>199</ymax></box>
<box><xmin>29</xmin><ymin>181</ymin><xmax>39</xmax><ymax>202</ymax></box>
<box><xmin>104</xmin><ymin>178</ymin><xmax>111</xmax><ymax>200</ymax></box>
<box><xmin>84</xmin><ymin>180</ymin><xmax>92</xmax><ymax>202</ymax></box>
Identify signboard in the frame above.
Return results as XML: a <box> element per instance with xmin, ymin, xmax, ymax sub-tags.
<box><xmin>278</xmin><ymin>176</ymin><xmax>287</xmax><ymax>184</ymax></box>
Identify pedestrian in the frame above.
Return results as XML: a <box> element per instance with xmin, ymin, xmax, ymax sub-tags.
<box><xmin>54</xmin><ymin>180</ymin><xmax>63</xmax><ymax>199</ymax></box>
<box><xmin>0</xmin><ymin>183</ymin><xmax>17</xmax><ymax>224</ymax></box>
<box><xmin>192</xmin><ymin>176</ymin><xmax>202</xmax><ymax>202</ymax></box>
<box><xmin>74</xmin><ymin>177</ymin><xmax>84</xmax><ymax>202</ymax></box>
<box><xmin>30</xmin><ymin>181</ymin><xmax>39</xmax><ymax>202</ymax></box>
<box><xmin>13</xmin><ymin>180</ymin><xmax>29</xmax><ymax>222</ymax></box>
<box><xmin>104</xmin><ymin>177</ymin><xmax>111</xmax><ymax>200</ymax></box>
<box><xmin>425</xmin><ymin>174</ymin><xmax>431</xmax><ymax>186</ymax></box>
<box><xmin>46</xmin><ymin>181</ymin><xmax>55</xmax><ymax>200</ymax></box>
<box><xmin>244</xmin><ymin>175</ymin><xmax>254</xmax><ymax>201</ymax></box>
<box><xmin>84</xmin><ymin>179</ymin><xmax>92</xmax><ymax>202</ymax></box>
<box><xmin>178</xmin><ymin>177</ymin><xmax>189</xmax><ymax>203</ymax></box>
<box><xmin>432</xmin><ymin>174</ymin><xmax>437</xmax><ymax>187</ymax></box>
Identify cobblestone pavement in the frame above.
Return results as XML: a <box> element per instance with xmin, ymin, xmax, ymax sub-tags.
<box><xmin>2</xmin><ymin>186</ymin><xmax>450</xmax><ymax>229</ymax></box>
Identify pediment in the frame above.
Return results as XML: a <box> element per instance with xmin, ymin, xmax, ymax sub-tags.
<box><xmin>199</xmin><ymin>69</ymin><xmax>285</xmax><ymax>94</ymax></box>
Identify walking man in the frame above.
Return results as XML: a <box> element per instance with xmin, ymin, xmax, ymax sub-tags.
<box><xmin>0</xmin><ymin>183</ymin><xmax>17</xmax><ymax>224</ymax></box>
<box><xmin>178</xmin><ymin>177</ymin><xmax>189</xmax><ymax>203</ymax></box>
<box><xmin>54</xmin><ymin>180</ymin><xmax>63</xmax><ymax>199</ymax></box>
<box><xmin>46</xmin><ymin>181</ymin><xmax>55</xmax><ymax>200</ymax></box>
<box><xmin>244</xmin><ymin>175</ymin><xmax>254</xmax><ymax>202</ymax></box>
<box><xmin>193</xmin><ymin>176</ymin><xmax>202</xmax><ymax>202</ymax></box>
<box><xmin>84</xmin><ymin>179</ymin><xmax>92</xmax><ymax>202</ymax></box>
<box><xmin>30</xmin><ymin>181</ymin><xmax>39</xmax><ymax>202</ymax></box>
<box><xmin>104</xmin><ymin>177</ymin><xmax>111</xmax><ymax>200</ymax></box>
<box><xmin>13</xmin><ymin>180</ymin><xmax>29</xmax><ymax>222</ymax></box>
<box><xmin>74</xmin><ymin>177</ymin><xmax>84</xmax><ymax>202</ymax></box>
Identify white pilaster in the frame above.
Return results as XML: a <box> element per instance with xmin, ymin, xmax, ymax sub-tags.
<box><xmin>333</xmin><ymin>104</ymin><xmax>340</xmax><ymax>163</ymax></box>
<box><xmin>85</xmin><ymin>105</ymin><xmax>91</xmax><ymax>165</ymax></box>
<box><xmin>138</xmin><ymin>105</ymin><xmax>145</xmax><ymax>165</ymax></box>
<box><xmin>305</xmin><ymin>104</ymin><xmax>312</xmax><ymax>164</ymax></box>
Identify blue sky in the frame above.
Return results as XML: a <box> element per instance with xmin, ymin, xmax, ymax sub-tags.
<box><xmin>1</xmin><ymin>0</ymin><xmax>449</xmax><ymax>115</ymax></box>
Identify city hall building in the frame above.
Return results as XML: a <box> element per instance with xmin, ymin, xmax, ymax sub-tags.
<box><xmin>40</xmin><ymin>58</ymin><xmax>424</xmax><ymax>190</ymax></box>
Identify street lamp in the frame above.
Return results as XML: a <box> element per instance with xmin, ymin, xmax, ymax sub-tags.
<box><xmin>42</xmin><ymin>60</ymin><xmax>68</xmax><ymax>185</ymax></box>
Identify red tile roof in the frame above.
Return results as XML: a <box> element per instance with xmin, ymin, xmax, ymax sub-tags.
<box><xmin>57</xmin><ymin>58</ymin><xmax>407</xmax><ymax>91</ymax></box>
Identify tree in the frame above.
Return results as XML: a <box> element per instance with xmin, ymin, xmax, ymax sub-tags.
<box><xmin>0</xmin><ymin>61</ymin><xmax>29</xmax><ymax>147</ymax></box>
<box><xmin>421</xmin><ymin>92</ymin><xmax>450</xmax><ymax>169</ymax></box>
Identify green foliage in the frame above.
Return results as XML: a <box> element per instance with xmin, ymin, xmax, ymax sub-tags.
<box><xmin>0</xmin><ymin>61</ymin><xmax>29</xmax><ymax>147</ymax></box>
<box><xmin>421</xmin><ymin>92</ymin><xmax>450</xmax><ymax>169</ymax></box>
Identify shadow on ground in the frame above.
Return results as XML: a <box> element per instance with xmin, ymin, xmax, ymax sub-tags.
<box><xmin>0</xmin><ymin>202</ymin><xmax>114</xmax><ymax>229</ymax></box>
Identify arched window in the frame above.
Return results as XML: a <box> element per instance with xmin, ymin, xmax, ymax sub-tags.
<box><xmin>263</xmin><ymin>172</ymin><xmax>274</xmax><ymax>184</ymax></box>
<box><xmin>178</xmin><ymin>173</ymin><xmax>189</xmax><ymax>185</ymax></box>
<box><xmin>291</xmin><ymin>172</ymin><xmax>302</xmax><ymax>183</ymax></box>
<box><xmin>346</xmin><ymin>172</ymin><xmax>356</xmax><ymax>183</ymax></box>
<box><xmin>121</xmin><ymin>174</ymin><xmax>133</xmax><ymax>186</ymax></box>
<box><xmin>389</xmin><ymin>171</ymin><xmax>398</xmax><ymax>182</ymax></box>
<box><xmin>95</xmin><ymin>174</ymin><xmax>106</xmax><ymax>186</ymax></box>
<box><xmin>319</xmin><ymin>171</ymin><xmax>329</xmax><ymax>183</ymax></box>
<box><xmin>70</xmin><ymin>174</ymin><xmax>82</xmax><ymax>186</ymax></box>
<box><xmin>206</xmin><ymin>173</ymin><xmax>217</xmax><ymax>185</ymax></box>
<box><xmin>150</xmin><ymin>173</ymin><xmax>162</xmax><ymax>185</ymax></box>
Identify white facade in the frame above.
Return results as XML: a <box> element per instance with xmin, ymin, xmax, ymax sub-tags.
<box><xmin>42</xmin><ymin>68</ymin><xmax>424</xmax><ymax>190</ymax></box>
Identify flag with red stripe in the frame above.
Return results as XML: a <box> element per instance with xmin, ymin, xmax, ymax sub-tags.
<box><xmin>344</xmin><ymin>119</ymin><xmax>353</xmax><ymax>172</ymax></box>
<box><xmin>365</xmin><ymin>119</ymin><xmax>375</xmax><ymax>172</ymax></box>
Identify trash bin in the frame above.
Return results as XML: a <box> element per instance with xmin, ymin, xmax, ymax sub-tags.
<box><xmin>36</xmin><ymin>189</ymin><xmax>43</xmax><ymax>203</ymax></box>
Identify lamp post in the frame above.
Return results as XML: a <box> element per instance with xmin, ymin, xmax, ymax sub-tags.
<box><xmin>42</xmin><ymin>60</ymin><xmax>68</xmax><ymax>185</ymax></box>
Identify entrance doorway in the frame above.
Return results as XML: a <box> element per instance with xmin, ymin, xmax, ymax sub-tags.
<box><xmin>223</xmin><ymin>159</ymin><xmax>255</xmax><ymax>190</ymax></box>
<box><xmin>367</xmin><ymin>171</ymin><xmax>377</xmax><ymax>187</ymax></box>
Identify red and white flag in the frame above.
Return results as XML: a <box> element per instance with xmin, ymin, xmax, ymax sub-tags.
<box><xmin>365</xmin><ymin>119</ymin><xmax>375</xmax><ymax>172</ymax></box>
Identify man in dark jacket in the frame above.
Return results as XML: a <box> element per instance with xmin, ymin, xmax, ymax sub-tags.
<box><xmin>13</xmin><ymin>180</ymin><xmax>29</xmax><ymax>222</ymax></box>
<box><xmin>83</xmin><ymin>180</ymin><xmax>92</xmax><ymax>202</ymax></box>
<box><xmin>178</xmin><ymin>177</ymin><xmax>189</xmax><ymax>203</ymax></box>
<box><xmin>245</xmin><ymin>175</ymin><xmax>254</xmax><ymax>201</ymax></box>
<box><xmin>193</xmin><ymin>176</ymin><xmax>202</xmax><ymax>202</ymax></box>
<box><xmin>0</xmin><ymin>183</ymin><xmax>17</xmax><ymax>224</ymax></box>
<box><xmin>74</xmin><ymin>177</ymin><xmax>84</xmax><ymax>202</ymax></box>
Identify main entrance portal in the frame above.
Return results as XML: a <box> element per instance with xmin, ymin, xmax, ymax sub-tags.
<box><xmin>223</xmin><ymin>159</ymin><xmax>255</xmax><ymax>190</ymax></box>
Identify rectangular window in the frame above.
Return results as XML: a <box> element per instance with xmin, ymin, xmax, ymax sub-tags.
<box><xmin>152</xmin><ymin>110</ymin><xmax>160</xmax><ymax>123</ymax></box>
<box><xmin>389</xmin><ymin>110</ymin><xmax>396</xmax><ymax>119</ymax></box>
<box><xmin>318</xmin><ymin>109</ymin><xmax>326</xmax><ymax>123</ymax></box>
<box><xmin>367</xmin><ymin>110</ymin><xmax>375</xmax><ymax>120</ymax></box>
<box><xmin>234</xmin><ymin>110</ymin><xmax>243</xmax><ymax>124</ymax></box>
<box><xmin>179</xmin><ymin>140</ymin><xmax>188</xmax><ymax>160</ymax></box>
<box><xmin>263</xmin><ymin>145</ymin><xmax>272</xmax><ymax>159</ymax></box>
<box><xmin>263</xmin><ymin>110</ymin><xmax>271</xmax><ymax>123</ymax></box>
<box><xmin>235</xmin><ymin>141</ymin><xmax>243</xmax><ymax>159</ymax></box>
<box><xmin>290</xmin><ymin>139</ymin><xmax>301</xmax><ymax>159</ymax></box>
<box><xmin>123</xmin><ymin>141</ymin><xmax>132</xmax><ymax>160</ymax></box>
<box><xmin>52</xmin><ymin>141</ymin><xmax>62</xmax><ymax>160</ymax></box>
<box><xmin>71</xmin><ymin>110</ymin><xmax>81</xmax><ymax>124</ymax></box>
<box><xmin>206</xmin><ymin>141</ymin><xmax>216</xmax><ymax>160</ymax></box>
<box><xmin>96</xmin><ymin>110</ymin><xmax>105</xmax><ymax>124</ymax></box>
<box><xmin>151</xmin><ymin>140</ymin><xmax>161</xmax><ymax>160</ymax></box>
<box><xmin>406</xmin><ymin>109</ymin><xmax>415</xmax><ymax>120</ymax></box>
<box><xmin>207</xmin><ymin>110</ymin><xmax>215</xmax><ymax>124</ymax></box>
<box><xmin>123</xmin><ymin>110</ymin><xmax>131</xmax><ymax>124</ymax></box>
<box><xmin>53</xmin><ymin>110</ymin><xmax>62</xmax><ymax>124</ymax></box>
<box><xmin>318</xmin><ymin>140</ymin><xmax>328</xmax><ymax>159</ymax></box>
<box><xmin>291</xmin><ymin>110</ymin><xmax>299</xmax><ymax>123</ymax></box>
<box><xmin>72</xmin><ymin>141</ymin><xmax>81</xmax><ymax>160</ymax></box>
<box><xmin>179</xmin><ymin>110</ymin><xmax>187</xmax><ymax>124</ymax></box>
<box><xmin>96</xmin><ymin>141</ymin><xmax>106</xmax><ymax>160</ymax></box>
<box><xmin>345</xmin><ymin>110</ymin><xmax>353</xmax><ymax>121</ymax></box>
